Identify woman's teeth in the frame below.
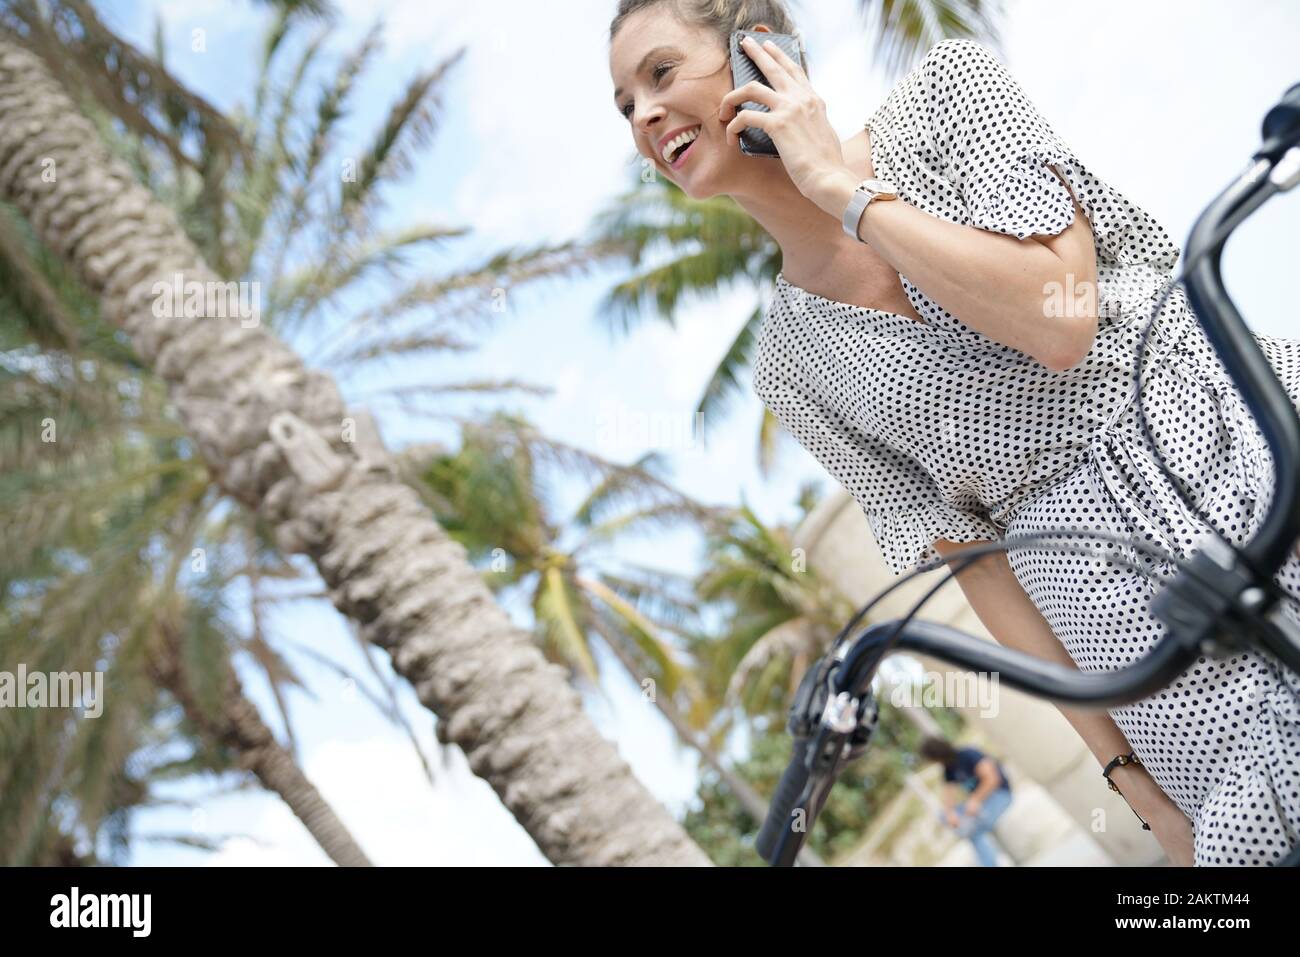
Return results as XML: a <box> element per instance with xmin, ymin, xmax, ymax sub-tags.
<box><xmin>662</xmin><ymin>126</ymin><xmax>701</xmax><ymax>165</ymax></box>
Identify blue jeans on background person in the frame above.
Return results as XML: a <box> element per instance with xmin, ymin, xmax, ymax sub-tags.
<box><xmin>938</xmin><ymin>788</ymin><xmax>1013</xmax><ymax>866</ymax></box>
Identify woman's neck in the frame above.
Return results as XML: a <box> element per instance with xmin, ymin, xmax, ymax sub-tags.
<box><xmin>727</xmin><ymin>134</ymin><xmax>864</xmax><ymax>281</ymax></box>
<box><xmin>728</xmin><ymin>127</ymin><xmax>907</xmax><ymax>306</ymax></box>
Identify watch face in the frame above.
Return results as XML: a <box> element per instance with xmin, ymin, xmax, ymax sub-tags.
<box><xmin>863</xmin><ymin>178</ymin><xmax>897</xmax><ymax>196</ymax></box>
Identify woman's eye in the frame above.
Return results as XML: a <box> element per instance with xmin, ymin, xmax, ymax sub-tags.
<box><xmin>620</xmin><ymin>62</ymin><xmax>675</xmax><ymax>120</ymax></box>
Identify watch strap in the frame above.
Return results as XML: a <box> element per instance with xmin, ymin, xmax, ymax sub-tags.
<box><xmin>842</xmin><ymin>179</ymin><xmax>894</xmax><ymax>242</ymax></box>
<box><xmin>842</xmin><ymin>180</ymin><xmax>877</xmax><ymax>241</ymax></box>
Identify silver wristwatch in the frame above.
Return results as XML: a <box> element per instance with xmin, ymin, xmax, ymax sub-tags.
<box><xmin>842</xmin><ymin>177</ymin><xmax>898</xmax><ymax>242</ymax></box>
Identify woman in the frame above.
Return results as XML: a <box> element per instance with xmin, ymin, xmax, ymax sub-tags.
<box><xmin>921</xmin><ymin>737</ymin><xmax>1014</xmax><ymax>867</ymax></box>
<box><xmin>609</xmin><ymin>0</ymin><xmax>1300</xmax><ymax>866</ymax></box>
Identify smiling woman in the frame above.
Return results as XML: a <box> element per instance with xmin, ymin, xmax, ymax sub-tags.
<box><xmin>608</xmin><ymin>0</ymin><xmax>803</xmax><ymax>197</ymax></box>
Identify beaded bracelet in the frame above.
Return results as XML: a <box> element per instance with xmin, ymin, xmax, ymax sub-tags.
<box><xmin>1103</xmin><ymin>752</ymin><xmax>1151</xmax><ymax>831</ymax></box>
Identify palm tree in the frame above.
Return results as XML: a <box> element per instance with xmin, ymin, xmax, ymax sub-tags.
<box><xmin>683</xmin><ymin>489</ymin><xmax>969</xmax><ymax>862</ymax></box>
<box><xmin>0</xmin><ymin>679</ymin><xmax>265</xmax><ymax>867</ymax></box>
<box><xmin>4</xmin><ymin>0</ymin><xmax>671</xmax><ymax>857</ymax></box>
<box><xmin>0</xmin><ymin>573</ymin><xmax>374</xmax><ymax>866</ymax></box>
<box><xmin>692</xmin><ymin>497</ymin><xmax>860</xmax><ymax>730</ymax></box>
<box><xmin>413</xmin><ymin>413</ymin><xmax>784</xmax><ymax>826</ymax></box>
<box><xmin>0</xmin><ymin>229</ymin><xmax>374</xmax><ymax>864</ymax></box>
<box><xmin>585</xmin><ymin>1</ymin><xmax>1003</xmax><ymax>473</ymax></box>
<box><xmin>0</xmin><ymin>24</ymin><xmax>707</xmax><ymax>865</ymax></box>
<box><xmin>0</xmin><ymin>0</ymin><xmax>546</xmax><ymax>814</ymax></box>
<box><xmin>147</xmin><ymin>612</ymin><xmax>372</xmax><ymax>866</ymax></box>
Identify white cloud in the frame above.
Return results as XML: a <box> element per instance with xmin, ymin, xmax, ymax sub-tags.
<box><xmin>331</xmin><ymin>0</ymin><xmax>631</xmax><ymax>243</ymax></box>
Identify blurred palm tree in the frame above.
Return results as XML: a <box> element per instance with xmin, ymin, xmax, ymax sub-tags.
<box><xmin>683</xmin><ymin>485</ymin><xmax>969</xmax><ymax>864</ymax></box>
<box><xmin>412</xmin><ymin>413</ymin><xmax>787</xmax><ymax>818</ymax></box>
<box><xmin>0</xmin><ymin>207</ymin><xmax>373</xmax><ymax>863</ymax></box>
<box><xmin>853</xmin><ymin>0</ymin><xmax>1004</xmax><ymax>79</ymax></box>
<box><xmin>691</xmin><ymin>492</ymin><xmax>860</xmax><ymax>733</ymax></box>
<box><xmin>0</xmin><ymin>1</ymin><xmax>708</xmax><ymax>863</ymax></box>
<box><xmin>4</xmin><ymin>0</ymin><xmax>608</xmax><ymax>404</ymax></box>
<box><xmin>0</xmin><ymin>0</ymin><xmax>482</xmax><ymax>862</ymax></box>
<box><xmin>586</xmin><ymin>0</ymin><xmax>1003</xmax><ymax>474</ymax></box>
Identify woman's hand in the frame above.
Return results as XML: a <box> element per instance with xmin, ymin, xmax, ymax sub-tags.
<box><xmin>718</xmin><ymin>35</ymin><xmax>850</xmax><ymax>204</ymax></box>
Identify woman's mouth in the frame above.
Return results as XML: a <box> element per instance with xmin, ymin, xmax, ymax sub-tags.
<box><xmin>662</xmin><ymin>125</ymin><xmax>702</xmax><ymax>170</ymax></box>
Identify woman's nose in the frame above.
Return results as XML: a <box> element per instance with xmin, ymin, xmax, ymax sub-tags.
<box><xmin>635</xmin><ymin>104</ymin><xmax>666</xmax><ymax>141</ymax></box>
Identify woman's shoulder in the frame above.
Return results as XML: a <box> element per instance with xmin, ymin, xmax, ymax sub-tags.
<box><xmin>866</xmin><ymin>38</ymin><xmax>1000</xmax><ymax>140</ymax></box>
<box><xmin>881</xmin><ymin>38</ymin><xmax>1006</xmax><ymax>96</ymax></box>
<box><xmin>917</xmin><ymin>37</ymin><xmax>1012</xmax><ymax>89</ymax></box>
<box><xmin>923</xmin><ymin>37</ymin><xmax>1001</xmax><ymax>64</ymax></box>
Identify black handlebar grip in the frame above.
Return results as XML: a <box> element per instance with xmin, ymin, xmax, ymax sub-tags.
<box><xmin>755</xmin><ymin>736</ymin><xmax>812</xmax><ymax>862</ymax></box>
<box><xmin>1263</xmin><ymin>81</ymin><xmax>1300</xmax><ymax>141</ymax></box>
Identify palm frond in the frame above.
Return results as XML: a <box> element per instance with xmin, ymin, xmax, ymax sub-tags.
<box><xmin>262</xmin><ymin>19</ymin><xmax>383</xmax><ymax>290</ymax></box>
<box><xmin>349</xmin><ymin>238</ymin><xmax>626</xmax><ymax>334</ymax></box>
<box><xmin>6</xmin><ymin>0</ymin><xmax>245</xmax><ymax>161</ymax></box>
<box><xmin>532</xmin><ymin>566</ymin><xmax>599</xmax><ymax>683</ymax></box>
<box><xmin>339</xmin><ymin>47</ymin><xmax>465</xmax><ymax>218</ymax></box>
<box><xmin>577</xmin><ymin>573</ymin><xmax>685</xmax><ymax>693</ymax></box>
<box><xmin>568</xmin><ymin>450</ymin><xmax>673</xmax><ymax>528</ymax></box>
<box><xmin>859</xmin><ymin>0</ymin><xmax>1004</xmax><ymax>81</ymax></box>
<box><xmin>273</xmin><ymin>223</ymin><xmax>468</xmax><ymax>322</ymax></box>
<box><xmin>693</xmin><ymin>302</ymin><xmax>764</xmax><ymax>441</ymax></box>
<box><xmin>725</xmin><ymin>615</ymin><xmax>822</xmax><ymax>705</ymax></box>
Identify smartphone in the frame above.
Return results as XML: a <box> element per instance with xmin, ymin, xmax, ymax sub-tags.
<box><xmin>728</xmin><ymin>30</ymin><xmax>807</xmax><ymax>157</ymax></box>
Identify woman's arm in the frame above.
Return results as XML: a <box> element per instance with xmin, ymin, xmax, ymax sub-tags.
<box><xmin>808</xmin><ymin>171</ymin><xmax>1098</xmax><ymax>372</ymax></box>
<box><xmin>733</xmin><ymin>37</ymin><xmax>1098</xmax><ymax>369</ymax></box>
<box><xmin>964</xmin><ymin>758</ymin><xmax>1003</xmax><ymax>812</ymax></box>
<box><xmin>939</xmin><ymin>782</ymin><xmax>960</xmax><ymax>810</ymax></box>
<box><xmin>931</xmin><ymin>539</ymin><xmax>1195</xmax><ymax>864</ymax></box>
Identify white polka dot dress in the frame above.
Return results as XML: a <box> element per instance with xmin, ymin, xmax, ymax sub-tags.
<box><xmin>752</xmin><ymin>38</ymin><xmax>1300</xmax><ymax>865</ymax></box>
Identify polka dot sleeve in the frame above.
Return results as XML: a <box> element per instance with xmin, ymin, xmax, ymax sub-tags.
<box><xmin>752</xmin><ymin>357</ymin><xmax>1002</xmax><ymax>575</ymax></box>
<box><xmin>920</xmin><ymin>38</ymin><xmax>1182</xmax><ymax>272</ymax></box>
<box><xmin>864</xmin><ymin>488</ymin><xmax>1006</xmax><ymax>577</ymax></box>
<box><xmin>921</xmin><ymin>38</ymin><xmax>1079</xmax><ymax>242</ymax></box>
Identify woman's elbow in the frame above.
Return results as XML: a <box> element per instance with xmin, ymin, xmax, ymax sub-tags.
<box><xmin>1038</xmin><ymin>315</ymin><xmax>1098</xmax><ymax>372</ymax></box>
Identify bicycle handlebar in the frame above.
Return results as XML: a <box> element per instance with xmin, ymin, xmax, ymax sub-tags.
<box><xmin>755</xmin><ymin>736</ymin><xmax>811</xmax><ymax>862</ymax></box>
<box><xmin>1183</xmin><ymin>161</ymin><xmax>1300</xmax><ymax>578</ymax></box>
<box><xmin>841</xmin><ymin>619</ymin><xmax>1199</xmax><ymax>706</ymax></box>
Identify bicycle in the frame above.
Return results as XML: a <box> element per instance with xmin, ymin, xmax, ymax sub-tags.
<box><xmin>756</xmin><ymin>79</ymin><xmax>1300</xmax><ymax>868</ymax></box>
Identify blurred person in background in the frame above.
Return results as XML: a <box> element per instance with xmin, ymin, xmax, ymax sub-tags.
<box><xmin>921</xmin><ymin>736</ymin><xmax>1013</xmax><ymax>866</ymax></box>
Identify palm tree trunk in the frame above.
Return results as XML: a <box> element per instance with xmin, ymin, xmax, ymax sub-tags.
<box><xmin>0</xmin><ymin>39</ymin><xmax>707</xmax><ymax>866</ymax></box>
<box><xmin>148</xmin><ymin>627</ymin><xmax>373</xmax><ymax>867</ymax></box>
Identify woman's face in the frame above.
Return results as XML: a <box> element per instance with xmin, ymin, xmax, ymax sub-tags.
<box><xmin>610</xmin><ymin>8</ymin><xmax>769</xmax><ymax>199</ymax></box>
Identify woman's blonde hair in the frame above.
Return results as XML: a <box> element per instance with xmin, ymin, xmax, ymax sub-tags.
<box><xmin>609</xmin><ymin>0</ymin><xmax>801</xmax><ymax>54</ymax></box>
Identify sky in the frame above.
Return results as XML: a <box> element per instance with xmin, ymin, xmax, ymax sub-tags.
<box><xmin>96</xmin><ymin>0</ymin><xmax>1300</xmax><ymax>865</ymax></box>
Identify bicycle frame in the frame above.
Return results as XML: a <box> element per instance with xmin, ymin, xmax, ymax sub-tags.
<box><xmin>758</xmin><ymin>81</ymin><xmax>1300</xmax><ymax>868</ymax></box>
